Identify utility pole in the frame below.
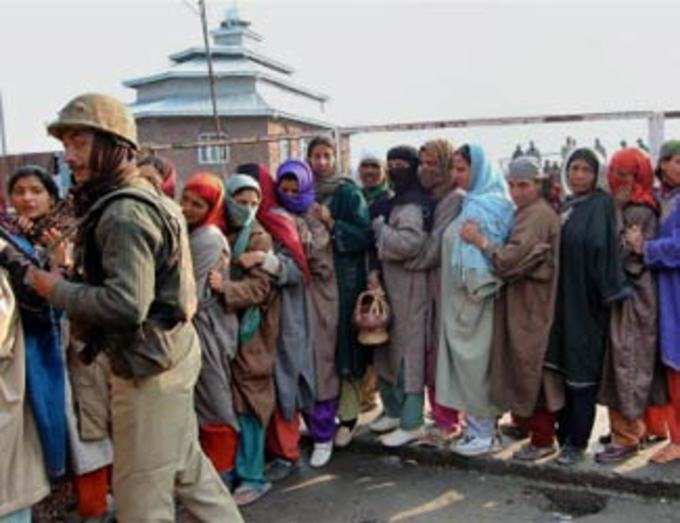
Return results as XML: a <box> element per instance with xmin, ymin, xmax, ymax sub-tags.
<box><xmin>198</xmin><ymin>0</ymin><xmax>227</xmax><ymax>171</ymax></box>
<box><xmin>0</xmin><ymin>91</ymin><xmax>7</xmax><ymax>156</ymax></box>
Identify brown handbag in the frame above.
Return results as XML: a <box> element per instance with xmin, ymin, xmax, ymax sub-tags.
<box><xmin>353</xmin><ymin>288</ymin><xmax>391</xmax><ymax>346</ymax></box>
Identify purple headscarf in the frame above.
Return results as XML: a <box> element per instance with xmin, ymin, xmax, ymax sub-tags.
<box><xmin>275</xmin><ymin>159</ymin><xmax>316</xmax><ymax>215</ymax></box>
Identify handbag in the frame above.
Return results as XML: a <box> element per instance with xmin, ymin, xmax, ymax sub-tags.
<box><xmin>353</xmin><ymin>288</ymin><xmax>391</xmax><ymax>346</ymax></box>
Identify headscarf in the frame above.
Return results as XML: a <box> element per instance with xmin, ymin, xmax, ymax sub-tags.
<box><xmin>386</xmin><ymin>145</ymin><xmax>435</xmax><ymax>231</ymax></box>
<box><xmin>183</xmin><ymin>171</ymin><xmax>226</xmax><ymax>230</ymax></box>
<box><xmin>506</xmin><ymin>156</ymin><xmax>542</xmax><ymax>181</ymax></box>
<box><xmin>275</xmin><ymin>160</ymin><xmax>316</xmax><ymax>214</ymax></box>
<box><xmin>254</xmin><ymin>164</ymin><xmax>311</xmax><ymax>281</ymax></box>
<box><xmin>420</xmin><ymin>139</ymin><xmax>456</xmax><ymax>199</ymax></box>
<box><xmin>607</xmin><ymin>148</ymin><xmax>658</xmax><ymax>212</ymax></box>
<box><xmin>561</xmin><ymin>147</ymin><xmax>605</xmax><ymax>198</ymax></box>
<box><xmin>451</xmin><ymin>144</ymin><xmax>515</xmax><ymax>271</ymax></box>
<box><xmin>560</xmin><ymin>147</ymin><xmax>606</xmax><ymax>221</ymax></box>
<box><xmin>224</xmin><ymin>173</ymin><xmax>262</xmax><ymax>343</ymax></box>
<box><xmin>655</xmin><ymin>139</ymin><xmax>680</xmax><ymax>181</ymax></box>
<box><xmin>359</xmin><ymin>153</ymin><xmax>391</xmax><ymax>206</ymax></box>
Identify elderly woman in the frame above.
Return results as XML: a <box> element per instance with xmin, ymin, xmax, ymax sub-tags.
<box><xmin>437</xmin><ymin>144</ymin><xmax>514</xmax><ymax>457</ymax></box>
<box><xmin>208</xmin><ymin>174</ymin><xmax>279</xmax><ymax>505</ymax></box>
<box><xmin>595</xmin><ymin>149</ymin><xmax>668</xmax><ymax>464</ymax></box>
<box><xmin>180</xmin><ymin>172</ymin><xmax>240</xmax><ymax>487</ymax></box>
<box><xmin>305</xmin><ymin>136</ymin><xmax>372</xmax><ymax>465</ymax></box>
<box><xmin>626</xmin><ymin>140</ymin><xmax>680</xmax><ymax>464</ymax></box>
<box><xmin>546</xmin><ymin>148</ymin><xmax>629</xmax><ymax>466</ymax></box>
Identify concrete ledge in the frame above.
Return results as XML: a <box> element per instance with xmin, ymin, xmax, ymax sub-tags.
<box><xmin>343</xmin><ymin>430</ymin><xmax>680</xmax><ymax>501</ymax></box>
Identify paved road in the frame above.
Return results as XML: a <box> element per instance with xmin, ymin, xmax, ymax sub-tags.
<box><xmin>240</xmin><ymin>450</ymin><xmax>679</xmax><ymax>523</ymax></box>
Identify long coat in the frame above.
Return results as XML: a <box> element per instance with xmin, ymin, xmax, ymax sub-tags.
<box><xmin>436</xmin><ymin>215</ymin><xmax>502</xmax><ymax>418</ymax></box>
<box><xmin>0</xmin><ymin>269</ymin><xmax>50</xmax><ymax>517</ymax></box>
<box><xmin>266</xmin><ymin>211</ymin><xmax>316</xmax><ymax>420</ymax></box>
<box><xmin>546</xmin><ymin>190</ymin><xmax>629</xmax><ymax>385</ymax></box>
<box><xmin>374</xmin><ymin>203</ymin><xmax>428</xmax><ymax>393</ymax></box>
<box><xmin>599</xmin><ymin>204</ymin><xmax>667</xmax><ymax>419</ymax></box>
<box><xmin>489</xmin><ymin>199</ymin><xmax>563</xmax><ymax>417</ymax></box>
<box><xmin>327</xmin><ymin>181</ymin><xmax>372</xmax><ymax>379</ymax></box>
<box><xmin>303</xmin><ymin>212</ymin><xmax>340</xmax><ymax>402</ymax></box>
<box><xmin>223</xmin><ymin>222</ymin><xmax>280</xmax><ymax>426</ymax></box>
<box><xmin>404</xmin><ymin>190</ymin><xmax>463</xmax><ymax>389</ymax></box>
<box><xmin>190</xmin><ymin>224</ymin><xmax>240</xmax><ymax>429</ymax></box>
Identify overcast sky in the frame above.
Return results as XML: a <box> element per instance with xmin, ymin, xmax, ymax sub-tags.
<box><xmin>2</xmin><ymin>0</ymin><xmax>680</xmax><ymax>166</ymax></box>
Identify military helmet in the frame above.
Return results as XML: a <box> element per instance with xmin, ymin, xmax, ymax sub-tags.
<box><xmin>47</xmin><ymin>93</ymin><xmax>139</xmax><ymax>150</ymax></box>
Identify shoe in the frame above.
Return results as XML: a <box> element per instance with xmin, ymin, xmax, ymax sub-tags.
<box><xmin>643</xmin><ymin>434</ymin><xmax>667</xmax><ymax>447</ymax></box>
<box><xmin>650</xmin><ymin>443</ymin><xmax>680</xmax><ymax>464</ymax></box>
<box><xmin>416</xmin><ymin>424</ymin><xmax>463</xmax><ymax>447</ymax></box>
<box><xmin>310</xmin><ymin>441</ymin><xmax>333</xmax><ymax>468</ymax></box>
<box><xmin>499</xmin><ymin>422</ymin><xmax>529</xmax><ymax>440</ymax></box>
<box><xmin>369</xmin><ymin>415</ymin><xmax>400</xmax><ymax>433</ymax></box>
<box><xmin>513</xmin><ymin>443</ymin><xmax>558</xmax><ymax>462</ymax></box>
<box><xmin>265</xmin><ymin>458</ymin><xmax>298</xmax><ymax>482</ymax></box>
<box><xmin>595</xmin><ymin>444</ymin><xmax>638</xmax><ymax>464</ymax></box>
<box><xmin>556</xmin><ymin>445</ymin><xmax>585</xmax><ymax>466</ymax></box>
<box><xmin>334</xmin><ymin>424</ymin><xmax>357</xmax><ymax>448</ymax></box>
<box><xmin>450</xmin><ymin>433</ymin><xmax>500</xmax><ymax>457</ymax></box>
<box><xmin>233</xmin><ymin>481</ymin><xmax>272</xmax><ymax>506</ymax></box>
<box><xmin>380</xmin><ymin>427</ymin><xmax>425</xmax><ymax>448</ymax></box>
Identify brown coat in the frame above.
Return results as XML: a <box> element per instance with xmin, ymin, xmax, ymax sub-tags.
<box><xmin>0</xmin><ymin>269</ymin><xmax>50</xmax><ymax>517</ymax></box>
<box><xmin>223</xmin><ymin>222</ymin><xmax>280</xmax><ymax>426</ymax></box>
<box><xmin>489</xmin><ymin>199</ymin><xmax>563</xmax><ymax>417</ymax></box>
<box><xmin>599</xmin><ymin>205</ymin><xmax>667</xmax><ymax>419</ymax></box>
<box><xmin>303</xmin><ymin>212</ymin><xmax>339</xmax><ymax>402</ymax></box>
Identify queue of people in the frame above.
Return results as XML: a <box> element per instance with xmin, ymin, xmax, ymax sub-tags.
<box><xmin>2</xmin><ymin>91</ymin><xmax>680</xmax><ymax>522</ymax></box>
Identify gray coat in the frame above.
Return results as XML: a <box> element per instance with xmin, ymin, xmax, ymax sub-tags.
<box><xmin>190</xmin><ymin>225</ymin><xmax>239</xmax><ymax>429</ymax></box>
<box><xmin>264</xmin><ymin>222</ymin><xmax>316</xmax><ymax>420</ymax></box>
<box><xmin>404</xmin><ymin>190</ymin><xmax>463</xmax><ymax>388</ymax></box>
<box><xmin>374</xmin><ymin>203</ymin><xmax>428</xmax><ymax>393</ymax></box>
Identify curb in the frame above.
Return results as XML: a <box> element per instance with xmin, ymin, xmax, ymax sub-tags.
<box><xmin>343</xmin><ymin>433</ymin><xmax>680</xmax><ymax>501</ymax></box>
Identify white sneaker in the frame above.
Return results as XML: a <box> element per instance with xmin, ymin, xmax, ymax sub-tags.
<box><xmin>310</xmin><ymin>441</ymin><xmax>333</xmax><ymax>468</ymax></box>
<box><xmin>450</xmin><ymin>433</ymin><xmax>500</xmax><ymax>457</ymax></box>
<box><xmin>369</xmin><ymin>415</ymin><xmax>400</xmax><ymax>433</ymax></box>
<box><xmin>334</xmin><ymin>425</ymin><xmax>357</xmax><ymax>448</ymax></box>
<box><xmin>380</xmin><ymin>427</ymin><xmax>425</xmax><ymax>448</ymax></box>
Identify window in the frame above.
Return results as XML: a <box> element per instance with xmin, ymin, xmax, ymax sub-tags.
<box><xmin>198</xmin><ymin>133</ymin><xmax>229</xmax><ymax>165</ymax></box>
<box><xmin>298</xmin><ymin>137</ymin><xmax>307</xmax><ymax>159</ymax></box>
<box><xmin>278</xmin><ymin>138</ymin><xmax>291</xmax><ymax>162</ymax></box>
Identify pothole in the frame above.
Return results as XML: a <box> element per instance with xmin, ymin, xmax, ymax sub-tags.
<box><xmin>537</xmin><ymin>486</ymin><xmax>608</xmax><ymax>519</ymax></box>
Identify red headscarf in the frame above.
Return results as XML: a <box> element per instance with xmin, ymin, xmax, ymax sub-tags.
<box><xmin>255</xmin><ymin>165</ymin><xmax>311</xmax><ymax>281</ymax></box>
<box><xmin>183</xmin><ymin>171</ymin><xmax>227</xmax><ymax>230</ymax></box>
<box><xmin>607</xmin><ymin>148</ymin><xmax>658</xmax><ymax>212</ymax></box>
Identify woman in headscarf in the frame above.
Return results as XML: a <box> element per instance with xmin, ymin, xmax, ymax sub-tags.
<box><xmin>358</xmin><ymin>153</ymin><xmax>392</xmax><ymax>413</ymax></box>
<box><xmin>273</xmin><ymin>160</ymin><xmax>342</xmax><ymax>468</ymax></box>
<box><xmin>461</xmin><ymin>156</ymin><xmax>563</xmax><ymax>462</ymax></box>
<box><xmin>235</xmin><ymin>163</ymin><xmax>315</xmax><ymax>482</ymax></box>
<box><xmin>180</xmin><ymin>172</ymin><xmax>240</xmax><ymax>488</ymax></box>
<box><xmin>437</xmin><ymin>144</ymin><xmax>514</xmax><ymax>457</ymax></box>
<box><xmin>545</xmin><ymin>147</ymin><xmax>629</xmax><ymax>466</ymax></box>
<box><xmin>305</xmin><ymin>136</ymin><xmax>372</xmax><ymax>466</ymax></box>
<box><xmin>367</xmin><ymin>145</ymin><xmax>429</xmax><ymax>447</ymax></box>
<box><xmin>404</xmin><ymin>139</ymin><xmax>465</xmax><ymax>443</ymax></box>
<box><xmin>208</xmin><ymin>174</ymin><xmax>279</xmax><ymax>505</ymax></box>
<box><xmin>595</xmin><ymin>148</ymin><xmax>668</xmax><ymax>464</ymax></box>
<box><xmin>625</xmin><ymin>140</ymin><xmax>680</xmax><ymax>464</ymax></box>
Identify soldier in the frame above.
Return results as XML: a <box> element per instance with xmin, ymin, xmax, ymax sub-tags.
<box><xmin>26</xmin><ymin>93</ymin><xmax>242</xmax><ymax>522</ymax></box>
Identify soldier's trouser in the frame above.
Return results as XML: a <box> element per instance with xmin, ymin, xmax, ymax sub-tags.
<box><xmin>110</xmin><ymin>341</ymin><xmax>243</xmax><ymax>522</ymax></box>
